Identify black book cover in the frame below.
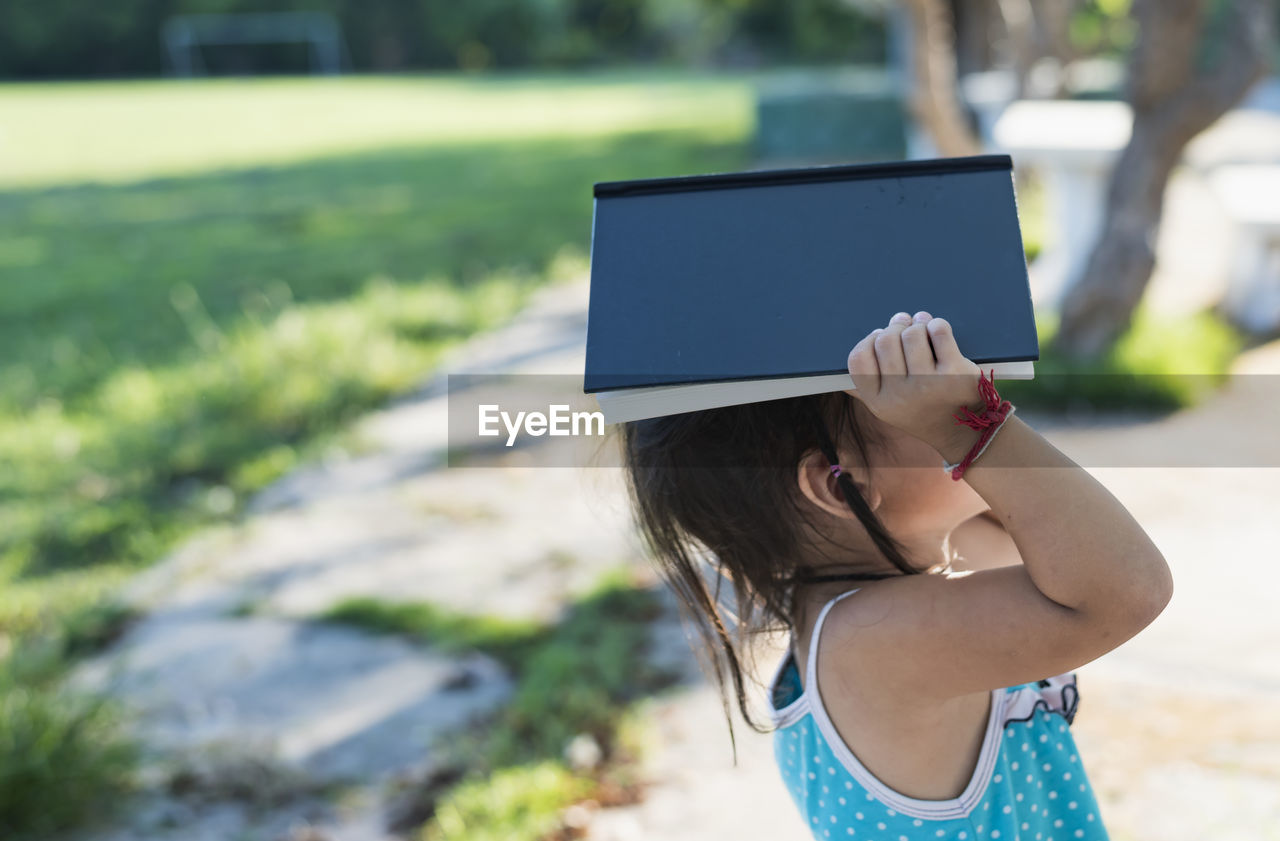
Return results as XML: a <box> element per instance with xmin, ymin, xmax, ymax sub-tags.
<box><xmin>583</xmin><ymin>154</ymin><xmax>1038</xmax><ymax>395</ymax></box>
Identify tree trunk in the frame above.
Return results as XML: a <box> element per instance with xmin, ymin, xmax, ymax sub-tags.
<box><xmin>1051</xmin><ymin>0</ymin><xmax>1273</xmax><ymax>359</ymax></box>
<box><xmin>953</xmin><ymin>0</ymin><xmax>998</xmax><ymax>77</ymax></box>
<box><xmin>1033</xmin><ymin>0</ymin><xmax>1082</xmax><ymax>68</ymax></box>
<box><xmin>900</xmin><ymin>0</ymin><xmax>984</xmax><ymax>156</ymax></box>
<box><xmin>987</xmin><ymin>0</ymin><xmax>1090</xmax><ymax>99</ymax></box>
<box><xmin>994</xmin><ymin>0</ymin><xmax>1036</xmax><ymax>98</ymax></box>
<box><xmin>1030</xmin><ymin>0</ymin><xmax>1086</xmax><ymax>98</ymax></box>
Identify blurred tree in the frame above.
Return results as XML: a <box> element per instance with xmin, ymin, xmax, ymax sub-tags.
<box><xmin>901</xmin><ymin>0</ymin><xmax>984</xmax><ymax>154</ymax></box>
<box><xmin>845</xmin><ymin>0</ymin><xmax>982</xmax><ymax>154</ymax></box>
<box><xmin>994</xmin><ymin>0</ymin><xmax>1089</xmax><ymax>97</ymax></box>
<box><xmin>1052</xmin><ymin>0</ymin><xmax>1275</xmax><ymax>358</ymax></box>
<box><xmin>844</xmin><ymin>1</ymin><xmax>1112</xmax><ymax>155</ymax></box>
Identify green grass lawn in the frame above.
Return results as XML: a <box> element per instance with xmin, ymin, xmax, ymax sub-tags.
<box><xmin>0</xmin><ymin>69</ymin><xmax>755</xmax><ymax>838</ymax></box>
<box><xmin>0</xmin><ymin>70</ymin><xmax>754</xmax><ymax>189</ymax></box>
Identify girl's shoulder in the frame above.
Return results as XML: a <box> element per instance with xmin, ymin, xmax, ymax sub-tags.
<box><xmin>790</xmin><ymin>584</ymin><xmax>1004</xmax><ymax>802</ymax></box>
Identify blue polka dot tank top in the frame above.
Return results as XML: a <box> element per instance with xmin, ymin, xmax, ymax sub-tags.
<box><xmin>766</xmin><ymin>588</ymin><xmax>1110</xmax><ymax>841</ymax></box>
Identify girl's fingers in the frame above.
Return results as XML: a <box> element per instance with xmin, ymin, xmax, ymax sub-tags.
<box><xmin>874</xmin><ymin>313</ymin><xmax>910</xmax><ymax>377</ymax></box>
<box><xmin>847</xmin><ymin>330</ymin><xmax>882</xmax><ymax>395</ymax></box>
<box><xmin>901</xmin><ymin>316</ymin><xmax>936</xmax><ymax>375</ymax></box>
<box><xmin>925</xmin><ymin>317</ymin><xmax>965</xmax><ymax>367</ymax></box>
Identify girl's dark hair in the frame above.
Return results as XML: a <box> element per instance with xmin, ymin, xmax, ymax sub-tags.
<box><xmin>618</xmin><ymin>391</ymin><xmax>927</xmax><ymax>763</ymax></box>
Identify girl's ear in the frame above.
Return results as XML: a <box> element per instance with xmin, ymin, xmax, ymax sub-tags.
<box><xmin>797</xmin><ymin>447</ymin><xmax>882</xmax><ymax>520</ymax></box>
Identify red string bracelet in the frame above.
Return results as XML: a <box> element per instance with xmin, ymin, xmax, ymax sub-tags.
<box><xmin>942</xmin><ymin>368</ymin><xmax>1016</xmax><ymax>481</ymax></box>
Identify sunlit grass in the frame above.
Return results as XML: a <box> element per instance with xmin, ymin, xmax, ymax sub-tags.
<box><xmin>422</xmin><ymin>761</ymin><xmax>593</xmax><ymax>841</ymax></box>
<box><xmin>0</xmin><ymin>71</ymin><xmax>755</xmax><ymax>189</ymax></box>
<box><xmin>321</xmin><ymin>596</ymin><xmax>544</xmax><ymax>669</ymax></box>
<box><xmin>0</xmin><ymin>130</ymin><xmax>745</xmax><ymax>411</ymax></box>
<box><xmin>0</xmin><ymin>615</ymin><xmax>140</xmax><ymax>841</ymax></box>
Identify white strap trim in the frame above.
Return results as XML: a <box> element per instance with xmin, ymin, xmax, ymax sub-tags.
<box><xmin>765</xmin><ymin>660</ymin><xmax>810</xmax><ymax>728</ymax></box>
<box><xmin>765</xmin><ymin>589</ymin><xmax>864</xmax><ymax>728</ymax></box>
<box><xmin>804</xmin><ymin>589</ymin><xmax>862</xmax><ymax>692</ymax></box>
<box><xmin>764</xmin><ymin>637</ymin><xmax>810</xmax><ymax>728</ymax></box>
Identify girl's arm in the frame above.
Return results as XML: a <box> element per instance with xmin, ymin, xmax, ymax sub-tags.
<box><xmin>833</xmin><ymin>417</ymin><xmax>1173</xmax><ymax>701</ymax></box>
<box><xmin>833</xmin><ymin>313</ymin><xmax>1173</xmax><ymax>703</ymax></box>
<box><xmin>948</xmin><ymin>509</ymin><xmax>1023</xmax><ymax>572</ymax></box>
<box><xmin>932</xmin><ymin>413</ymin><xmax>1173</xmax><ymax>617</ymax></box>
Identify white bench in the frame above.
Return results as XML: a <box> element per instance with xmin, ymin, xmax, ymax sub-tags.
<box><xmin>992</xmin><ymin>100</ymin><xmax>1132</xmax><ymax>315</ymax></box>
<box><xmin>1208</xmin><ymin>164</ymin><xmax>1280</xmax><ymax>334</ymax></box>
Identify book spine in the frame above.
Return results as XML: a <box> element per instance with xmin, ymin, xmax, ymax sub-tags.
<box><xmin>593</xmin><ymin>154</ymin><xmax>1013</xmax><ymax>199</ymax></box>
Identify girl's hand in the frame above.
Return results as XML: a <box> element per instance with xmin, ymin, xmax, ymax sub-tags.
<box><xmin>843</xmin><ymin>311</ymin><xmax>985</xmax><ymax>448</ymax></box>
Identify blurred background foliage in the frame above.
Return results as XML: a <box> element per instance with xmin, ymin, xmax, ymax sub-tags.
<box><xmin>0</xmin><ymin>0</ymin><xmax>887</xmax><ymax>77</ymax></box>
<box><xmin>0</xmin><ymin>0</ymin><xmax>1166</xmax><ymax>80</ymax></box>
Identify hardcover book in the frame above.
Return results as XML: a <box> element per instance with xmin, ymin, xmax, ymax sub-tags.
<box><xmin>583</xmin><ymin>154</ymin><xmax>1038</xmax><ymax>425</ymax></box>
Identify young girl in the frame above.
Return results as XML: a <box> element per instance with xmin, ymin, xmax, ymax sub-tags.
<box><xmin>619</xmin><ymin>310</ymin><xmax>1173</xmax><ymax>841</ymax></box>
